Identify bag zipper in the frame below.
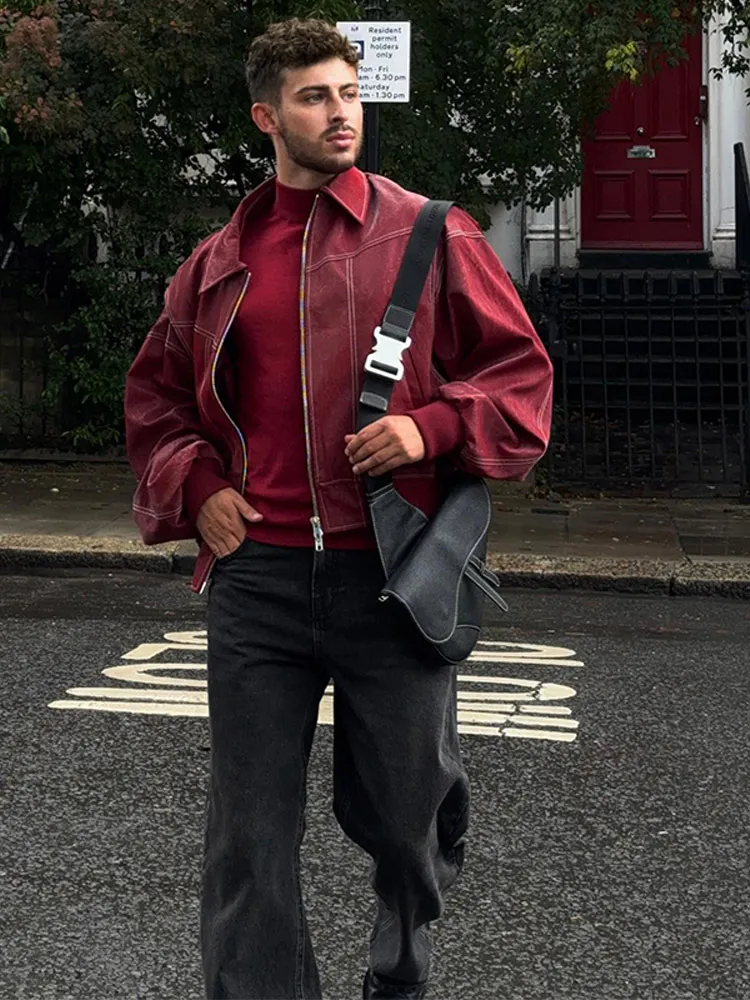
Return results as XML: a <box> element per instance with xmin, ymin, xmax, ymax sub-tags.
<box><xmin>300</xmin><ymin>194</ymin><xmax>325</xmax><ymax>552</ymax></box>
<box><xmin>197</xmin><ymin>271</ymin><xmax>251</xmax><ymax>594</ymax></box>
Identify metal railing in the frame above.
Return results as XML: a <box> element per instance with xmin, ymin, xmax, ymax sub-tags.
<box><xmin>0</xmin><ymin>256</ymin><xmax>62</xmax><ymax>446</ymax></box>
<box><xmin>534</xmin><ymin>269</ymin><xmax>750</xmax><ymax>493</ymax></box>
<box><xmin>529</xmin><ymin>145</ymin><xmax>750</xmax><ymax>495</ymax></box>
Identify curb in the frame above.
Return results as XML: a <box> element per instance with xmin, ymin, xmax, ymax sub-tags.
<box><xmin>2</xmin><ymin>535</ymin><xmax>750</xmax><ymax>598</ymax></box>
<box><xmin>487</xmin><ymin>553</ymin><xmax>750</xmax><ymax>598</ymax></box>
<box><xmin>0</xmin><ymin>535</ymin><xmax>177</xmax><ymax>574</ymax></box>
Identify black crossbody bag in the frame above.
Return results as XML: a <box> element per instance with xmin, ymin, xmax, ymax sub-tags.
<box><xmin>357</xmin><ymin>200</ymin><xmax>509</xmax><ymax>664</ymax></box>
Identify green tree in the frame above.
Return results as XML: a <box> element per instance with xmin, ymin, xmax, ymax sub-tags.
<box><xmin>0</xmin><ymin>0</ymin><xmax>356</xmax><ymax>447</ymax></box>
<box><xmin>0</xmin><ymin>0</ymin><xmax>749</xmax><ymax>448</ymax></box>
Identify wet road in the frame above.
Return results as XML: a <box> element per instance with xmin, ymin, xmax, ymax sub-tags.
<box><xmin>1</xmin><ymin>570</ymin><xmax>749</xmax><ymax>1000</ymax></box>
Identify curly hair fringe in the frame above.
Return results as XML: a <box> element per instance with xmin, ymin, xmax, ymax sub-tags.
<box><xmin>246</xmin><ymin>18</ymin><xmax>360</xmax><ymax>105</ymax></box>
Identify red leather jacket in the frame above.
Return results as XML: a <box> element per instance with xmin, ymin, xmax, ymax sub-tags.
<box><xmin>125</xmin><ymin>168</ymin><xmax>553</xmax><ymax>593</ymax></box>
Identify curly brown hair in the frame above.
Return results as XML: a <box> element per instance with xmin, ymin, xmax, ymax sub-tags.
<box><xmin>246</xmin><ymin>18</ymin><xmax>360</xmax><ymax>106</ymax></box>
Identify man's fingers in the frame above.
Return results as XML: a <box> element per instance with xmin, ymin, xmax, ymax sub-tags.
<box><xmin>228</xmin><ymin>491</ymin><xmax>263</xmax><ymax>522</ymax></box>
<box><xmin>365</xmin><ymin>454</ymin><xmax>408</xmax><ymax>477</ymax></box>
<box><xmin>348</xmin><ymin>429</ymin><xmax>395</xmax><ymax>465</ymax></box>
<box><xmin>345</xmin><ymin>421</ymin><xmax>387</xmax><ymax>458</ymax></box>
<box><xmin>238</xmin><ymin>502</ymin><xmax>263</xmax><ymax>523</ymax></box>
<box><xmin>210</xmin><ymin>520</ymin><xmax>248</xmax><ymax>556</ymax></box>
<box><xmin>352</xmin><ymin>444</ymin><xmax>401</xmax><ymax>475</ymax></box>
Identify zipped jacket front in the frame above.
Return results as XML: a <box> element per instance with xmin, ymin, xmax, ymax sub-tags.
<box><xmin>124</xmin><ymin>168</ymin><xmax>553</xmax><ymax>592</ymax></box>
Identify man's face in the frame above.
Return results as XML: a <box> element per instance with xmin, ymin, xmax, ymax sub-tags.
<box><xmin>265</xmin><ymin>58</ymin><xmax>363</xmax><ymax>177</ymax></box>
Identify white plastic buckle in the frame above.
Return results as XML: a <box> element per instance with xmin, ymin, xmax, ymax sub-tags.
<box><xmin>364</xmin><ymin>326</ymin><xmax>412</xmax><ymax>382</ymax></box>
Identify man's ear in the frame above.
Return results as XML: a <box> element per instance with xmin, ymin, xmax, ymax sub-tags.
<box><xmin>251</xmin><ymin>102</ymin><xmax>280</xmax><ymax>136</ymax></box>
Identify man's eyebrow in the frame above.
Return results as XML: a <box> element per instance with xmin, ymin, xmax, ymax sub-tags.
<box><xmin>294</xmin><ymin>83</ymin><xmax>359</xmax><ymax>96</ymax></box>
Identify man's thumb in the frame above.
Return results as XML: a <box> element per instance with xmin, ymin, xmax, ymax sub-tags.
<box><xmin>234</xmin><ymin>494</ymin><xmax>263</xmax><ymax>522</ymax></box>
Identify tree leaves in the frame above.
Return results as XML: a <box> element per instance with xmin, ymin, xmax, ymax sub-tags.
<box><xmin>1</xmin><ymin>0</ymin><xmax>750</xmax><ymax>448</ymax></box>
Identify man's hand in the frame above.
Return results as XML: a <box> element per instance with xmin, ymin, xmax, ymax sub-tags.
<box><xmin>345</xmin><ymin>416</ymin><xmax>425</xmax><ymax>477</ymax></box>
<box><xmin>197</xmin><ymin>488</ymin><xmax>263</xmax><ymax>558</ymax></box>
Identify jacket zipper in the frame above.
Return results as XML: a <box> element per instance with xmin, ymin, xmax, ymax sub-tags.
<box><xmin>300</xmin><ymin>195</ymin><xmax>324</xmax><ymax>552</ymax></box>
<box><xmin>198</xmin><ymin>271</ymin><xmax>251</xmax><ymax>594</ymax></box>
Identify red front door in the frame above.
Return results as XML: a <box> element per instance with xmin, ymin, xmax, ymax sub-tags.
<box><xmin>581</xmin><ymin>33</ymin><xmax>704</xmax><ymax>249</ymax></box>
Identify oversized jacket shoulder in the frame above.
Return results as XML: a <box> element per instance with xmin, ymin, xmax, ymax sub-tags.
<box><xmin>424</xmin><ymin>202</ymin><xmax>554</xmax><ymax>480</ymax></box>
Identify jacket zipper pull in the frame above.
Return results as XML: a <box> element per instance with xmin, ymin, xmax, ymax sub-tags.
<box><xmin>311</xmin><ymin>516</ymin><xmax>324</xmax><ymax>552</ymax></box>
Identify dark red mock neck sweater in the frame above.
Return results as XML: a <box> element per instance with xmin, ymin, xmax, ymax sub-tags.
<box><xmin>229</xmin><ymin>180</ymin><xmax>375</xmax><ymax>549</ymax></box>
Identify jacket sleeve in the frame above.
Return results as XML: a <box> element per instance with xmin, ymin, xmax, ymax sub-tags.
<box><xmin>414</xmin><ymin>209</ymin><xmax>553</xmax><ymax>480</ymax></box>
<box><xmin>124</xmin><ymin>295</ymin><xmax>231</xmax><ymax>544</ymax></box>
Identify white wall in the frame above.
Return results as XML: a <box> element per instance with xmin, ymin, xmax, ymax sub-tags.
<box><xmin>706</xmin><ymin>15</ymin><xmax>750</xmax><ymax>267</ymax></box>
<box><xmin>484</xmin><ymin>201</ymin><xmax>523</xmax><ymax>282</ymax></box>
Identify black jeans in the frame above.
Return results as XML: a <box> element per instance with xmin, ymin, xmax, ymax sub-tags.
<box><xmin>201</xmin><ymin>538</ymin><xmax>470</xmax><ymax>1000</ymax></box>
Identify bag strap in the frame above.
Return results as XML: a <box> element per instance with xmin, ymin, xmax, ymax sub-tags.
<box><xmin>356</xmin><ymin>199</ymin><xmax>453</xmax><ymax>438</ymax></box>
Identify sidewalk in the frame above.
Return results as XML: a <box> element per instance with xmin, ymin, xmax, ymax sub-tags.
<box><xmin>2</xmin><ymin>461</ymin><xmax>750</xmax><ymax>596</ymax></box>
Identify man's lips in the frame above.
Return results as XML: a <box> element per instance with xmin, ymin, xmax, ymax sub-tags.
<box><xmin>326</xmin><ymin>132</ymin><xmax>355</xmax><ymax>147</ymax></box>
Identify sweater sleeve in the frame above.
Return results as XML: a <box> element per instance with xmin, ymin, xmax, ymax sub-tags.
<box><xmin>406</xmin><ymin>400</ymin><xmax>464</xmax><ymax>460</ymax></box>
<box><xmin>183</xmin><ymin>458</ymin><xmax>232</xmax><ymax>527</ymax></box>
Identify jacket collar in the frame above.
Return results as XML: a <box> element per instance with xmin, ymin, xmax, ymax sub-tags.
<box><xmin>321</xmin><ymin>166</ymin><xmax>369</xmax><ymax>225</ymax></box>
<box><xmin>198</xmin><ymin>168</ymin><xmax>369</xmax><ymax>295</ymax></box>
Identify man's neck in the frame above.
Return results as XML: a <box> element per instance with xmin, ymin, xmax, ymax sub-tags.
<box><xmin>275</xmin><ymin>162</ymin><xmax>334</xmax><ymax>190</ymax></box>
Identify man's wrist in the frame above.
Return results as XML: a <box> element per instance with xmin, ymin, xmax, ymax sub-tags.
<box><xmin>407</xmin><ymin>401</ymin><xmax>463</xmax><ymax>460</ymax></box>
<box><xmin>184</xmin><ymin>459</ymin><xmax>232</xmax><ymax>527</ymax></box>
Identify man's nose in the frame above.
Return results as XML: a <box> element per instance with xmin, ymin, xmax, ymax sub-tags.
<box><xmin>329</xmin><ymin>98</ymin><xmax>347</xmax><ymax>123</ymax></box>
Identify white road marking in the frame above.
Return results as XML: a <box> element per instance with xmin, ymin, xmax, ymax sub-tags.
<box><xmin>506</xmin><ymin>715</ymin><xmax>580</xmax><ymax>730</ymax></box>
<box><xmin>503</xmin><ymin>728</ymin><xmax>578</xmax><ymax>743</ymax></box>
<box><xmin>469</xmin><ymin>642</ymin><xmax>584</xmax><ymax>667</ymax></box>
<box><xmin>48</xmin><ymin>700</ymin><xmax>208</xmax><ymax>717</ymax></box>
<box><xmin>49</xmin><ymin>635</ymin><xmax>586</xmax><ymax>743</ymax></box>
<box><xmin>122</xmin><ymin>643</ymin><xmax>206</xmax><ymax>661</ymax></box>
<box><xmin>102</xmin><ymin>664</ymin><xmax>207</xmax><ymax>687</ymax></box>
<box><xmin>65</xmin><ymin>687</ymin><xmax>207</xmax><ymax>702</ymax></box>
<box><xmin>519</xmin><ymin>705</ymin><xmax>573</xmax><ymax>716</ymax></box>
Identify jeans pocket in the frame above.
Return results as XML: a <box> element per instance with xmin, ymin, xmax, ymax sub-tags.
<box><xmin>215</xmin><ymin>535</ymin><xmax>251</xmax><ymax>565</ymax></box>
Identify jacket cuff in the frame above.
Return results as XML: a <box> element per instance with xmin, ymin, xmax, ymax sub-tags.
<box><xmin>408</xmin><ymin>400</ymin><xmax>464</xmax><ymax>460</ymax></box>
<box><xmin>184</xmin><ymin>458</ymin><xmax>231</xmax><ymax>527</ymax></box>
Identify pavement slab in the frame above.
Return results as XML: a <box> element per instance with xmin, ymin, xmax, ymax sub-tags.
<box><xmin>1</xmin><ymin>461</ymin><xmax>750</xmax><ymax>595</ymax></box>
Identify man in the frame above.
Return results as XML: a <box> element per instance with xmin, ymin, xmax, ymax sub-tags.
<box><xmin>125</xmin><ymin>17</ymin><xmax>553</xmax><ymax>1000</ymax></box>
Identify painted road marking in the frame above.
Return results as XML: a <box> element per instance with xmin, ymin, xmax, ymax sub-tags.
<box><xmin>49</xmin><ymin>636</ymin><xmax>585</xmax><ymax>743</ymax></box>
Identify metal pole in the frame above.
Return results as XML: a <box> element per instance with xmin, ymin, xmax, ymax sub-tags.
<box><xmin>363</xmin><ymin>0</ymin><xmax>385</xmax><ymax>174</ymax></box>
<box><xmin>364</xmin><ymin>105</ymin><xmax>381</xmax><ymax>174</ymax></box>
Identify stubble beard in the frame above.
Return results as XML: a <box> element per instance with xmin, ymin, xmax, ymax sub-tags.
<box><xmin>278</xmin><ymin>120</ymin><xmax>362</xmax><ymax>176</ymax></box>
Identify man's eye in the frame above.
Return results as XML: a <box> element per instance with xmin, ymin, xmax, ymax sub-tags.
<box><xmin>305</xmin><ymin>94</ymin><xmax>322</xmax><ymax>103</ymax></box>
<box><xmin>344</xmin><ymin>91</ymin><xmax>358</xmax><ymax>101</ymax></box>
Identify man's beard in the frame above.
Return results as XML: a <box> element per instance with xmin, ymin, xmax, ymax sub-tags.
<box><xmin>277</xmin><ymin>120</ymin><xmax>362</xmax><ymax>175</ymax></box>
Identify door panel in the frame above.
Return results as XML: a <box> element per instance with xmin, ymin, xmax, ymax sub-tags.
<box><xmin>581</xmin><ymin>33</ymin><xmax>703</xmax><ymax>249</ymax></box>
<box><xmin>649</xmin><ymin>171</ymin><xmax>691</xmax><ymax>220</ymax></box>
<box><xmin>650</xmin><ymin>57</ymin><xmax>691</xmax><ymax>139</ymax></box>
<box><xmin>594</xmin><ymin>172</ymin><xmax>636</xmax><ymax>221</ymax></box>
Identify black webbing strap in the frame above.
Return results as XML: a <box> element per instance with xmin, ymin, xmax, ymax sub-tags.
<box><xmin>356</xmin><ymin>199</ymin><xmax>453</xmax><ymax>444</ymax></box>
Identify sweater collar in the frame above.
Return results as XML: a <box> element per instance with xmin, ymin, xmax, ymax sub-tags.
<box><xmin>199</xmin><ymin>168</ymin><xmax>370</xmax><ymax>294</ymax></box>
<box><xmin>274</xmin><ymin>179</ymin><xmax>319</xmax><ymax>221</ymax></box>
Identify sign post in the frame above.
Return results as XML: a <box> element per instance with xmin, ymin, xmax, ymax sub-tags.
<box><xmin>337</xmin><ymin>18</ymin><xmax>411</xmax><ymax>174</ymax></box>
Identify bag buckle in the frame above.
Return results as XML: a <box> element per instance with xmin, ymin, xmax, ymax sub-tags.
<box><xmin>364</xmin><ymin>325</ymin><xmax>412</xmax><ymax>382</ymax></box>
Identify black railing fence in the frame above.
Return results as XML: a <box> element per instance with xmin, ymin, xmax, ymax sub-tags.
<box><xmin>0</xmin><ymin>256</ymin><xmax>67</xmax><ymax>446</ymax></box>
<box><xmin>528</xmin><ymin>143</ymin><xmax>750</xmax><ymax>496</ymax></box>
<box><xmin>530</xmin><ymin>269</ymin><xmax>750</xmax><ymax>493</ymax></box>
<box><xmin>0</xmin><ymin>233</ymin><xmax>167</xmax><ymax>449</ymax></box>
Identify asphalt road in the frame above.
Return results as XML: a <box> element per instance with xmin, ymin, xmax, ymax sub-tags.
<box><xmin>1</xmin><ymin>570</ymin><xmax>749</xmax><ymax>1000</ymax></box>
